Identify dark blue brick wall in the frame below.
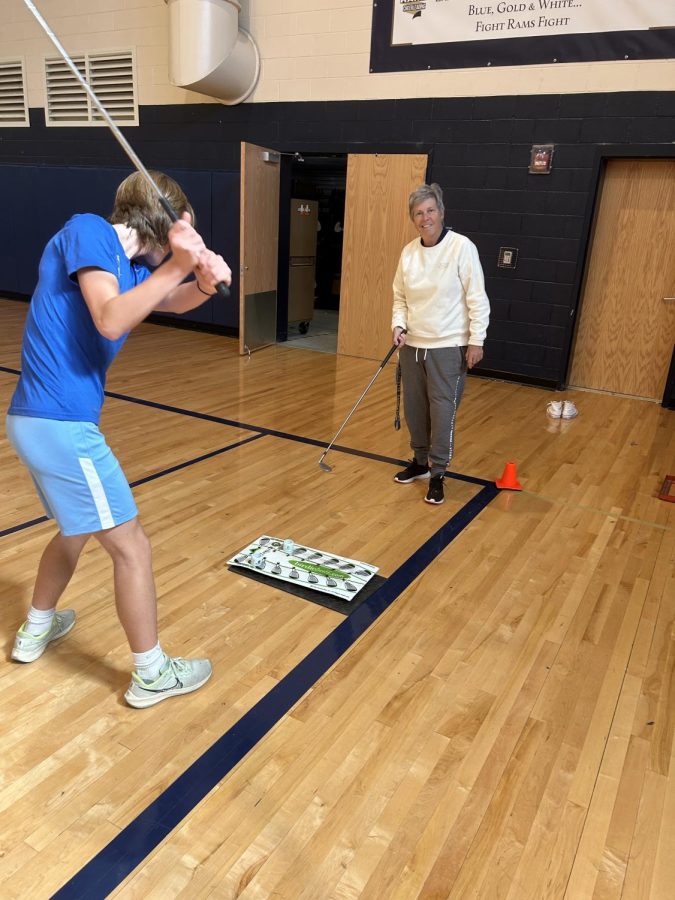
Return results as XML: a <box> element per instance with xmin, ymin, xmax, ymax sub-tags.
<box><xmin>1</xmin><ymin>91</ymin><xmax>673</xmax><ymax>386</ymax></box>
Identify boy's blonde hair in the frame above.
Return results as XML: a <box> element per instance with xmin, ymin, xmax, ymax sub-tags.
<box><xmin>109</xmin><ymin>171</ymin><xmax>194</xmax><ymax>251</ymax></box>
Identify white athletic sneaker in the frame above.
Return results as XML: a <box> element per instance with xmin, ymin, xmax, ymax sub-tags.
<box><xmin>11</xmin><ymin>610</ymin><xmax>76</xmax><ymax>663</ymax></box>
<box><xmin>546</xmin><ymin>400</ymin><xmax>563</xmax><ymax>418</ymax></box>
<box><xmin>562</xmin><ymin>400</ymin><xmax>579</xmax><ymax>419</ymax></box>
<box><xmin>124</xmin><ymin>655</ymin><xmax>213</xmax><ymax>708</ymax></box>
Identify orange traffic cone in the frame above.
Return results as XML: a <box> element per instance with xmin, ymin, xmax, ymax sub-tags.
<box><xmin>496</xmin><ymin>461</ymin><xmax>522</xmax><ymax>491</ymax></box>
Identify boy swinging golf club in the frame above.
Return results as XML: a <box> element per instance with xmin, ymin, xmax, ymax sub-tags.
<box><xmin>6</xmin><ymin>172</ymin><xmax>232</xmax><ymax>707</ymax></box>
<box><xmin>10</xmin><ymin>1</ymin><xmax>232</xmax><ymax>707</ymax></box>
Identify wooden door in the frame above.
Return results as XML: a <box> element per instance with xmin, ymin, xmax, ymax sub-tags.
<box><xmin>570</xmin><ymin>159</ymin><xmax>675</xmax><ymax>400</ymax></box>
<box><xmin>338</xmin><ymin>153</ymin><xmax>428</xmax><ymax>361</ymax></box>
<box><xmin>239</xmin><ymin>142</ymin><xmax>281</xmax><ymax>355</ymax></box>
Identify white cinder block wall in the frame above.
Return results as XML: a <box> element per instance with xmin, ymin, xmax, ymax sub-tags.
<box><xmin>2</xmin><ymin>0</ymin><xmax>674</xmax><ymax>110</ymax></box>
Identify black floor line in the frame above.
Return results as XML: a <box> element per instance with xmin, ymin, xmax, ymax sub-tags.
<box><xmin>2</xmin><ymin>367</ymin><xmax>491</xmax><ymax>488</ymax></box>
<box><xmin>1</xmin><ymin>372</ymin><xmax>494</xmax><ymax>540</ymax></box>
<box><xmin>2</xmin><ymin>364</ymin><xmax>502</xmax><ymax>897</ymax></box>
<box><xmin>105</xmin><ymin>390</ymin><xmax>492</xmax><ymax>487</ymax></box>
<box><xmin>0</xmin><ymin>434</ymin><xmax>266</xmax><ymax>539</ymax></box>
<box><xmin>52</xmin><ymin>482</ymin><xmax>499</xmax><ymax>899</ymax></box>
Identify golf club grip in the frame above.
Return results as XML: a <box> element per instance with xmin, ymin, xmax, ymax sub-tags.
<box><xmin>215</xmin><ymin>281</ymin><xmax>231</xmax><ymax>300</ymax></box>
<box><xmin>159</xmin><ymin>196</ymin><xmax>180</xmax><ymax>223</ymax></box>
<box><xmin>382</xmin><ymin>328</ymin><xmax>407</xmax><ymax>367</ymax></box>
<box><xmin>381</xmin><ymin>344</ymin><xmax>398</xmax><ymax>367</ymax></box>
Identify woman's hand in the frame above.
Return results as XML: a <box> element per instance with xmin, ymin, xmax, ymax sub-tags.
<box><xmin>393</xmin><ymin>327</ymin><xmax>407</xmax><ymax>348</ymax></box>
<box><xmin>466</xmin><ymin>345</ymin><xmax>483</xmax><ymax>369</ymax></box>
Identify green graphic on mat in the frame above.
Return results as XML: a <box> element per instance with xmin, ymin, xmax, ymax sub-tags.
<box><xmin>291</xmin><ymin>560</ymin><xmax>349</xmax><ymax>580</ymax></box>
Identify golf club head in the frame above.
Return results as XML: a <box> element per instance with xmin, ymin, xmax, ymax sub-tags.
<box><xmin>318</xmin><ymin>454</ymin><xmax>332</xmax><ymax>472</ymax></box>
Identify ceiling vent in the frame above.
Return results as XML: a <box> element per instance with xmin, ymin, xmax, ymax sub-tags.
<box><xmin>45</xmin><ymin>50</ymin><xmax>138</xmax><ymax>126</ymax></box>
<box><xmin>0</xmin><ymin>58</ymin><xmax>29</xmax><ymax>126</ymax></box>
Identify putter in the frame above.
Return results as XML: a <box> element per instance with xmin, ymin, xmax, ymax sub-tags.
<box><xmin>319</xmin><ymin>333</ymin><xmax>405</xmax><ymax>472</ymax></box>
<box><xmin>21</xmin><ymin>0</ymin><xmax>230</xmax><ymax>300</ymax></box>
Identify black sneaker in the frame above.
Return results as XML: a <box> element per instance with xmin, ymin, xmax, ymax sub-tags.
<box><xmin>425</xmin><ymin>475</ymin><xmax>445</xmax><ymax>504</ymax></box>
<box><xmin>394</xmin><ymin>460</ymin><xmax>430</xmax><ymax>483</ymax></box>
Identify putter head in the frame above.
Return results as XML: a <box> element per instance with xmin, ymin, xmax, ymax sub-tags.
<box><xmin>318</xmin><ymin>453</ymin><xmax>332</xmax><ymax>472</ymax></box>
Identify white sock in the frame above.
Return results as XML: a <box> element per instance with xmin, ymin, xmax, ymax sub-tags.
<box><xmin>132</xmin><ymin>642</ymin><xmax>166</xmax><ymax>681</ymax></box>
<box><xmin>25</xmin><ymin>606</ymin><xmax>56</xmax><ymax>636</ymax></box>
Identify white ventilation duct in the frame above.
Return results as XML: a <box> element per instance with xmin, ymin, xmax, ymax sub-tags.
<box><xmin>165</xmin><ymin>0</ymin><xmax>260</xmax><ymax>105</ymax></box>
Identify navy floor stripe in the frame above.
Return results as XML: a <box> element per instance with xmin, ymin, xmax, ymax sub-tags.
<box><xmin>2</xmin><ymin>367</ymin><xmax>492</xmax><ymax>489</ymax></box>
<box><xmin>3</xmin><ymin>363</ymin><xmax>500</xmax><ymax>893</ymax></box>
<box><xmin>52</xmin><ymin>482</ymin><xmax>498</xmax><ymax>899</ymax></box>
<box><xmin>0</xmin><ymin>515</ymin><xmax>49</xmax><ymax>537</ymax></box>
<box><xmin>0</xmin><ymin>435</ymin><xmax>266</xmax><ymax>540</ymax></box>
<box><xmin>104</xmin><ymin>391</ymin><xmax>492</xmax><ymax>487</ymax></box>
<box><xmin>129</xmin><ymin>433</ymin><xmax>264</xmax><ymax>487</ymax></box>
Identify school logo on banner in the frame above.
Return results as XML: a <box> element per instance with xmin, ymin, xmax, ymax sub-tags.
<box><xmin>401</xmin><ymin>0</ymin><xmax>426</xmax><ymax>19</ymax></box>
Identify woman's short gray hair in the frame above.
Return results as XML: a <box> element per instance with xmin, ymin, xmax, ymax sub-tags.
<box><xmin>409</xmin><ymin>183</ymin><xmax>445</xmax><ymax>220</ymax></box>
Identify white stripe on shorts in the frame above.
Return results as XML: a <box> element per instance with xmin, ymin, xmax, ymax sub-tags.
<box><xmin>78</xmin><ymin>457</ymin><xmax>115</xmax><ymax>530</ymax></box>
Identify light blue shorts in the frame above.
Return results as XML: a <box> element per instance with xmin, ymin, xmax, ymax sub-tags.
<box><xmin>6</xmin><ymin>415</ymin><xmax>137</xmax><ymax>536</ymax></box>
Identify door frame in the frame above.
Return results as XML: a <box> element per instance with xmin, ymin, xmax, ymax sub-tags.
<box><xmin>239</xmin><ymin>142</ymin><xmax>282</xmax><ymax>355</ymax></box>
<box><xmin>562</xmin><ymin>143</ymin><xmax>675</xmax><ymax>405</ymax></box>
<box><xmin>275</xmin><ymin>151</ymin><xmax>349</xmax><ymax>343</ymax></box>
<box><xmin>243</xmin><ymin>142</ymin><xmax>433</xmax><ymax>349</ymax></box>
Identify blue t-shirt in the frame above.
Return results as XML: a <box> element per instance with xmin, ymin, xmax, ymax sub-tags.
<box><xmin>9</xmin><ymin>214</ymin><xmax>151</xmax><ymax>424</ymax></box>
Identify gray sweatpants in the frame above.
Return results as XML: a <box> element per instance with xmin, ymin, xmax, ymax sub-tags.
<box><xmin>399</xmin><ymin>345</ymin><xmax>466</xmax><ymax>478</ymax></box>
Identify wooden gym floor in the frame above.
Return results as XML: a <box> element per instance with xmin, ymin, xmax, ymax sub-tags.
<box><xmin>0</xmin><ymin>297</ymin><xmax>674</xmax><ymax>899</ymax></box>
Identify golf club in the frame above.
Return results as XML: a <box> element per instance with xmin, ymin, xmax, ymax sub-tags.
<box><xmin>319</xmin><ymin>332</ymin><xmax>406</xmax><ymax>472</ymax></box>
<box><xmin>21</xmin><ymin>0</ymin><xmax>230</xmax><ymax>300</ymax></box>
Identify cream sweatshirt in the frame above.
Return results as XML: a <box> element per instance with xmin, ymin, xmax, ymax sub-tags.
<box><xmin>391</xmin><ymin>230</ymin><xmax>490</xmax><ymax>348</ymax></box>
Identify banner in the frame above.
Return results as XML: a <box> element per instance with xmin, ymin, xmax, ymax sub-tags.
<box><xmin>394</xmin><ymin>1</ymin><xmax>674</xmax><ymax>46</ymax></box>
<box><xmin>371</xmin><ymin>0</ymin><xmax>675</xmax><ymax>72</ymax></box>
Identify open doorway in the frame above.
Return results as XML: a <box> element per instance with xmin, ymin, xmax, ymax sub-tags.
<box><xmin>276</xmin><ymin>153</ymin><xmax>347</xmax><ymax>354</ymax></box>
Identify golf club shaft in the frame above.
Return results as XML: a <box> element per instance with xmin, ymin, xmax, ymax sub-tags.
<box><xmin>321</xmin><ymin>341</ymin><xmax>400</xmax><ymax>460</ymax></box>
<box><xmin>22</xmin><ymin>0</ymin><xmax>230</xmax><ymax>300</ymax></box>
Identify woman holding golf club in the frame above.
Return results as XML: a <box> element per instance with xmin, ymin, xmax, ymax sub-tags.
<box><xmin>6</xmin><ymin>171</ymin><xmax>231</xmax><ymax>707</ymax></box>
<box><xmin>392</xmin><ymin>183</ymin><xmax>490</xmax><ymax>505</ymax></box>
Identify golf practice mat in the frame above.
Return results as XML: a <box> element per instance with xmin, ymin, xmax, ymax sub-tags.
<box><xmin>228</xmin><ymin>536</ymin><xmax>380</xmax><ymax>603</ymax></box>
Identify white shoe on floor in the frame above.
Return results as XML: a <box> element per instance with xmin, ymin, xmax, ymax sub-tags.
<box><xmin>562</xmin><ymin>400</ymin><xmax>579</xmax><ymax>419</ymax></box>
<box><xmin>11</xmin><ymin>610</ymin><xmax>76</xmax><ymax>662</ymax></box>
<box><xmin>124</xmin><ymin>655</ymin><xmax>212</xmax><ymax>708</ymax></box>
<box><xmin>546</xmin><ymin>400</ymin><xmax>563</xmax><ymax>418</ymax></box>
